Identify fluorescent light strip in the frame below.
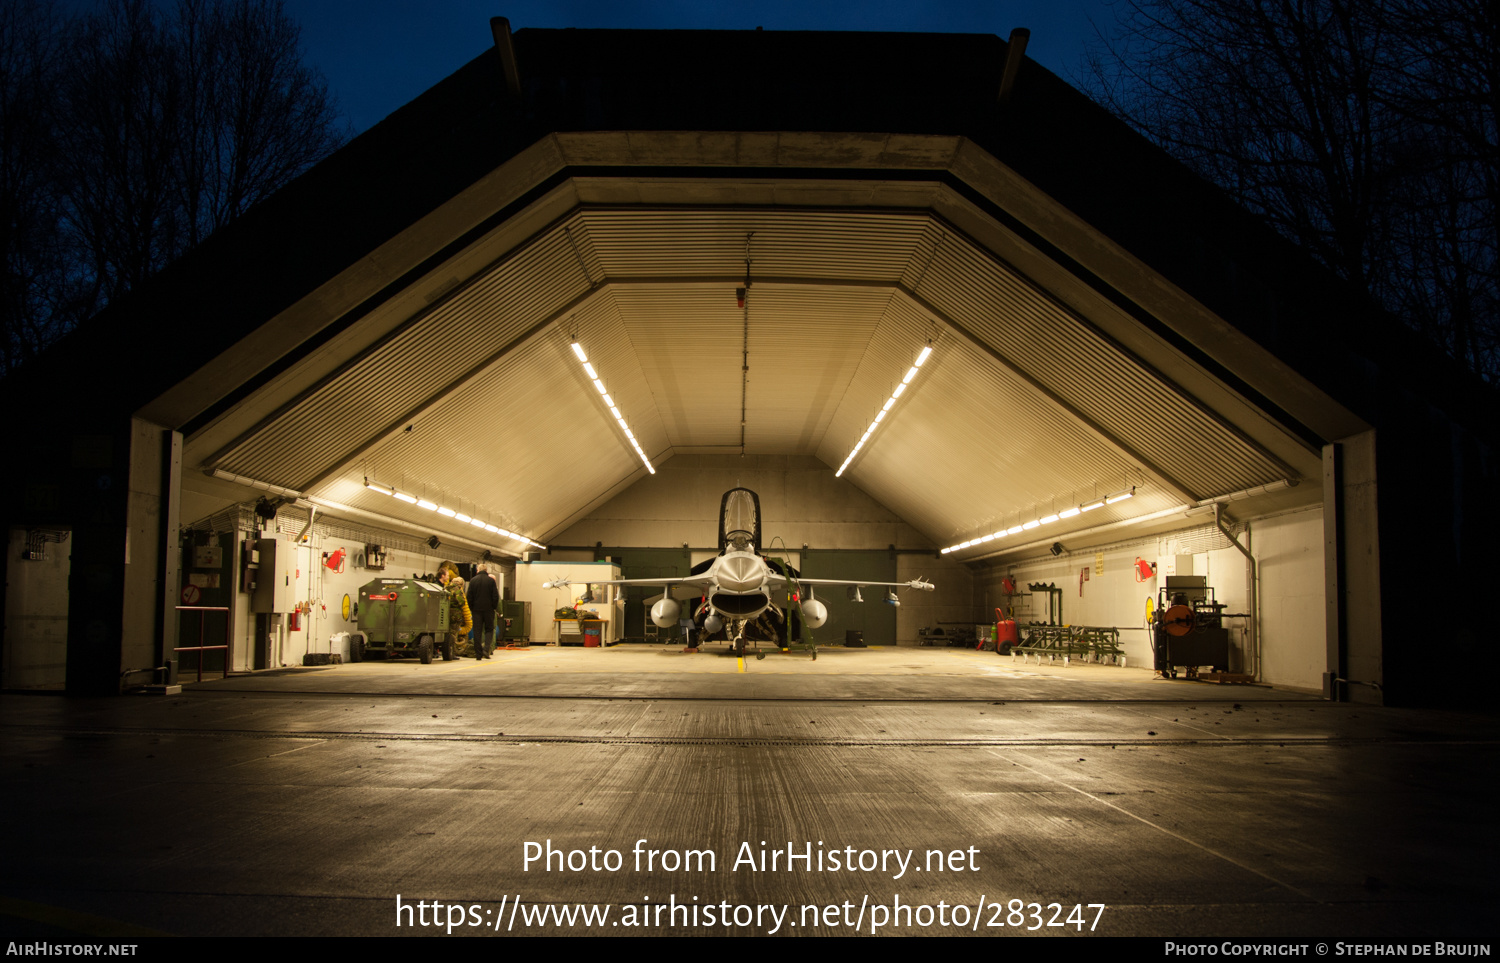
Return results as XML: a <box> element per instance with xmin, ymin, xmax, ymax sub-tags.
<box><xmin>363</xmin><ymin>479</ymin><xmax>547</xmax><ymax>549</ymax></box>
<box><xmin>572</xmin><ymin>340</ymin><xmax>656</xmax><ymax>476</ymax></box>
<box><xmin>836</xmin><ymin>343</ymin><xmax>934</xmax><ymax>478</ymax></box>
<box><xmin>939</xmin><ymin>487</ymin><xmax>1136</xmax><ymax>554</ymax></box>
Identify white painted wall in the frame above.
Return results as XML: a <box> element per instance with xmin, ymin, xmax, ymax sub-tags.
<box><xmin>981</xmin><ymin>543</ymin><xmax>1160</xmax><ymax>666</ymax></box>
<box><xmin>226</xmin><ymin>527</ymin><xmax>477</xmax><ymax>669</ymax></box>
<box><xmin>514</xmin><ymin>559</ymin><xmax>622</xmax><ymax>644</ymax></box>
<box><xmin>897</xmin><ymin>552</ymin><xmax>976</xmax><ymax>646</ymax></box>
<box><xmin>977</xmin><ymin>507</ymin><xmax>1326</xmax><ymax>688</ymax></box>
<box><xmin>1240</xmin><ymin>508</ymin><xmax>1326</xmax><ymax>691</ymax></box>
<box><xmin>551</xmin><ymin>454</ymin><xmax>935</xmax><ymax>550</ymax></box>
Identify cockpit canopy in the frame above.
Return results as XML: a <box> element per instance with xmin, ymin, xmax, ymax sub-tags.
<box><xmin>718</xmin><ymin>488</ymin><xmax>761</xmax><ymax>556</ymax></box>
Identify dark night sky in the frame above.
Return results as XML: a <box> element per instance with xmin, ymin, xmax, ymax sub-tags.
<box><xmin>283</xmin><ymin>1</ymin><xmax>1115</xmax><ymax>133</ymax></box>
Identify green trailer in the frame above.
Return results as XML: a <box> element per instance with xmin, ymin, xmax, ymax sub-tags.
<box><xmin>350</xmin><ymin>577</ymin><xmax>454</xmax><ymax>664</ymax></box>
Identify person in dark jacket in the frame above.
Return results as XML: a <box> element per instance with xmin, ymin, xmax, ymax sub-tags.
<box><xmin>467</xmin><ymin>563</ymin><xmax>501</xmax><ymax>659</ymax></box>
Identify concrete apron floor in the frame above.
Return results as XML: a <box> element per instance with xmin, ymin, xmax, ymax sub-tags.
<box><xmin>2</xmin><ymin>646</ymin><xmax>1495</xmax><ymax>939</ymax></box>
<box><xmin>172</xmin><ymin>642</ymin><xmax>1315</xmax><ymax>701</ymax></box>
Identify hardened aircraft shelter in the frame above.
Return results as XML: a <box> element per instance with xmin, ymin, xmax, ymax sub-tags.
<box><xmin>0</xmin><ymin>24</ymin><xmax>1495</xmax><ymax>940</ymax></box>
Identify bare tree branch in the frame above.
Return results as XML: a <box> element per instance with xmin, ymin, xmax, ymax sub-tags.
<box><xmin>1082</xmin><ymin>0</ymin><xmax>1498</xmax><ymax>380</ymax></box>
<box><xmin>0</xmin><ymin>0</ymin><xmax>347</xmax><ymax>371</ymax></box>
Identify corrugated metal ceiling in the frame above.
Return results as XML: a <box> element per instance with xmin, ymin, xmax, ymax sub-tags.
<box><xmin>206</xmin><ymin>203</ymin><xmax>1303</xmax><ymax>552</ymax></box>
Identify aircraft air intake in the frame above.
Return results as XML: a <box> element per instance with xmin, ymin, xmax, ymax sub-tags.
<box><xmin>712</xmin><ymin>592</ymin><xmax>769</xmax><ymax>617</ymax></box>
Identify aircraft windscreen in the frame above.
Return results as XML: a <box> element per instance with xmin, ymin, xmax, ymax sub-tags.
<box><xmin>721</xmin><ymin>489</ymin><xmax>759</xmax><ymax>549</ymax></box>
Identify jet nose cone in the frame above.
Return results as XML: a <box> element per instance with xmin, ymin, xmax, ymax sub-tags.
<box><xmin>719</xmin><ymin>556</ymin><xmax>760</xmax><ymax>591</ymax></box>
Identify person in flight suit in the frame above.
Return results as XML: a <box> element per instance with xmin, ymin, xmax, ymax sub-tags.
<box><xmin>437</xmin><ymin>561</ymin><xmax>473</xmax><ymax>660</ymax></box>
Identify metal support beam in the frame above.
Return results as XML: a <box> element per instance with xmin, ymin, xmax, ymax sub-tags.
<box><xmin>490</xmin><ymin>17</ymin><xmax>522</xmax><ymax>104</ymax></box>
<box><xmin>1322</xmin><ymin>433</ymin><xmax>1383</xmax><ymax>704</ymax></box>
<box><xmin>157</xmin><ymin>429</ymin><xmax>182</xmax><ymax>683</ymax></box>
<box><xmin>997</xmin><ymin>28</ymin><xmax>1030</xmax><ymax>105</ymax></box>
<box><xmin>1215</xmin><ymin>502</ymin><xmax>1258</xmax><ymax>679</ymax></box>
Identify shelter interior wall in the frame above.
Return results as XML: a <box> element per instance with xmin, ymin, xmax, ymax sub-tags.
<box><xmin>513</xmin><ymin>560</ymin><xmax>622</xmax><ymax>644</ymax></box>
<box><xmin>977</xmin><ymin>507</ymin><xmax>1325</xmax><ymax>689</ymax></box>
<box><xmin>981</xmin><ymin>544</ymin><xmax>1161</xmax><ymax>668</ymax></box>
<box><xmin>213</xmin><ymin>526</ymin><xmax>472</xmax><ymax>670</ymax></box>
<box><xmin>896</xmin><ymin>552</ymin><xmax>977</xmax><ymax>646</ymax></box>
<box><xmin>1244</xmin><ymin>508</ymin><xmax>1326</xmax><ymax>691</ymax></box>
<box><xmin>551</xmin><ymin>454</ymin><xmax>935</xmax><ymax>551</ymax></box>
<box><xmin>541</xmin><ymin>550</ymin><xmax>598</xmax><ymax>562</ymax></box>
<box><xmin>179</xmin><ymin>474</ymin><xmax>249</xmax><ymax>537</ymax></box>
<box><xmin>551</xmin><ymin>453</ymin><xmax>973</xmax><ymax>645</ymax></box>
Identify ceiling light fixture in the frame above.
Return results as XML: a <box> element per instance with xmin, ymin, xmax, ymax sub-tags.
<box><xmin>836</xmin><ymin>341</ymin><xmax>934</xmax><ymax>478</ymax></box>
<box><xmin>363</xmin><ymin>478</ymin><xmax>546</xmax><ymax>549</ymax></box>
<box><xmin>939</xmin><ymin>487</ymin><xmax>1137</xmax><ymax>554</ymax></box>
<box><xmin>571</xmin><ymin>340</ymin><xmax>655</xmax><ymax>475</ymax></box>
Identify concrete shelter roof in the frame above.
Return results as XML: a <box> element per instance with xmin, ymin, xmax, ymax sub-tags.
<box><xmin>18</xmin><ymin>26</ymin><xmax>1447</xmax><ymax>560</ymax></box>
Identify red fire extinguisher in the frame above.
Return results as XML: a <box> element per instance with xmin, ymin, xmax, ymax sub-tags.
<box><xmin>288</xmin><ymin>607</ymin><xmax>302</xmax><ymax>631</ymax></box>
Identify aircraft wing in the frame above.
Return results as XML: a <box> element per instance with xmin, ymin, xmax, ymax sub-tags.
<box><xmin>768</xmin><ymin>574</ymin><xmax>935</xmax><ymax>592</ymax></box>
<box><xmin>542</xmin><ymin>575</ymin><xmax>711</xmax><ymax>590</ymax></box>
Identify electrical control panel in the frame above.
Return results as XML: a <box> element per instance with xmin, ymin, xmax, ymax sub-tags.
<box><xmin>251</xmin><ymin>538</ymin><xmax>293</xmax><ymax>613</ymax></box>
